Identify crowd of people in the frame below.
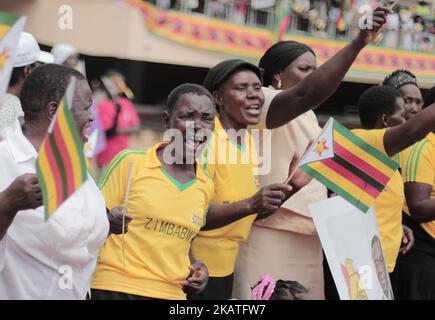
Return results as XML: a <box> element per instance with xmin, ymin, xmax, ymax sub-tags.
<box><xmin>290</xmin><ymin>0</ymin><xmax>434</xmax><ymax>51</ymax></box>
<box><xmin>0</xmin><ymin>4</ymin><xmax>434</xmax><ymax>300</ymax></box>
<box><xmin>148</xmin><ymin>0</ymin><xmax>435</xmax><ymax>52</ymax></box>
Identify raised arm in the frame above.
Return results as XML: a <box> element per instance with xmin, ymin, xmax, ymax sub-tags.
<box><xmin>383</xmin><ymin>103</ymin><xmax>435</xmax><ymax>156</ymax></box>
<box><xmin>266</xmin><ymin>7</ymin><xmax>391</xmax><ymax>129</ymax></box>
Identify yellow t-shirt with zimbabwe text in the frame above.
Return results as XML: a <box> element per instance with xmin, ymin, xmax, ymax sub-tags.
<box><xmin>92</xmin><ymin>143</ymin><xmax>214</xmax><ymax>300</ymax></box>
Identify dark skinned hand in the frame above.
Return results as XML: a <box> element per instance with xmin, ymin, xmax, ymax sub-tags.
<box><xmin>107</xmin><ymin>206</ymin><xmax>133</xmax><ymax>235</ymax></box>
<box><xmin>400</xmin><ymin>224</ymin><xmax>415</xmax><ymax>255</ymax></box>
<box><xmin>2</xmin><ymin>173</ymin><xmax>42</xmax><ymax>216</ymax></box>
<box><xmin>182</xmin><ymin>261</ymin><xmax>209</xmax><ymax>295</ymax></box>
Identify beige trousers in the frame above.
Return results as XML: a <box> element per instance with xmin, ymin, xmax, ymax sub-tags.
<box><xmin>232</xmin><ymin>224</ymin><xmax>325</xmax><ymax>300</ymax></box>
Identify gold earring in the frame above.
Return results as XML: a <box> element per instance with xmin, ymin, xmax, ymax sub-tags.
<box><xmin>277</xmin><ymin>79</ymin><xmax>282</xmax><ymax>89</ymax></box>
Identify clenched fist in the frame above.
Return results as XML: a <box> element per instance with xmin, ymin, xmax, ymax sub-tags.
<box><xmin>247</xmin><ymin>183</ymin><xmax>293</xmax><ymax>216</ymax></box>
<box><xmin>356</xmin><ymin>6</ymin><xmax>392</xmax><ymax>45</ymax></box>
<box><xmin>2</xmin><ymin>173</ymin><xmax>42</xmax><ymax>216</ymax></box>
<box><xmin>107</xmin><ymin>206</ymin><xmax>133</xmax><ymax>235</ymax></box>
<box><xmin>182</xmin><ymin>261</ymin><xmax>209</xmax><ymax>295</ymax></box>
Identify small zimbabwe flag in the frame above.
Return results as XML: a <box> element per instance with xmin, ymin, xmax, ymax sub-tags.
<box><xmin>36</xmin><ymin>78</ymin><xmax>88</xmax><ymax>220</ymax></box>
<box><xmin>299</xmin><ymin>118</ymin><xmax>399</xmax><ymax>213</ymax></box>
<box><xmin>0</xmin><ymin>12</ymin><xmax>26</xmax><ymax>103</ymax></box>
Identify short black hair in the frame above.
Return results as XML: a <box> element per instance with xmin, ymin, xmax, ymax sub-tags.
<box><xmin>9</xmin><ymin>66</ymin><xmax>26</xmax><ymax>87</ymax></box>
<box><xmin>20</xmin><ymin>63</ymin><xmax>85</xmax><ymax>123</ymax></box>
<box><xmin>9</xmin><ymin>63</ymin><xmax>37</xmax><ymax>87</ymax></box>
<box><xmin>166</xmin><ymin>83</ymin><xmax>215</xmax><ymax>114</ymax></box>
<box><xmin>424</xmin><ymin>86</ymin><xmax>435</xmax><ymax>108</ymax></box>
<box><xmin>358</xmin><ymin>86</ymin><xmax>401</xmax><ymax>129</ymax></box>
<box><xmin>251</xmin><ymin>279</ymin><xmax>308</xmax><ymax>300</ymax></box>
<box><xmin>272</xmin><ymin>280</ymin><xmax>308</xmax><ymax>300</ymax></box>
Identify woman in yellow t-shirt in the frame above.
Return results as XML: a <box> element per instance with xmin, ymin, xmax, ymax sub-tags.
<box><xmin>351</xmin><ymin>85</ymin><xmax>435</xmax><ymax>300</ymax></box>
<box><xmin>352</xmin><ymin>85</ymin><xmax>414</xmax><ymax>300</ymax></box>
<box><xmin>191</xmin><ymin>60</ymin><xmax>305</xmax><ymax>300</ymax></box>
<box><xmin>91</xmin><ymin>84</ymin><xmax>217</xmax><ymax>300</ymax></box>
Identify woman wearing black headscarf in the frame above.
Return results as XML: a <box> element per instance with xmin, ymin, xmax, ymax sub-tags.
<box><xmin>190</xmin><ymin>60</ymin><xmax>309</xmax><ymax>300</ymax></box>
<box><xmin>382</xmin><ymin>69</ymin><xmax>424</xmax><ymax>119</ymax></box>
<box><xmin>233</xmin><ymin>6</ymin><xmax>391</xmax><ymax>299</ymax></box>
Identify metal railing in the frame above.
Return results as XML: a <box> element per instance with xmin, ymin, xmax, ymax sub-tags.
<box><xmin>150</xmin><ymin>0</ymin><xmax>435</xmax><ymax>53</ymax></box>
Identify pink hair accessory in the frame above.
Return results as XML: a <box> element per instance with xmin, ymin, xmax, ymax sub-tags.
<box><xmin>251</xmin><ymin>274</ymin><xmax>276</xmax><ymax>300</ymax></box>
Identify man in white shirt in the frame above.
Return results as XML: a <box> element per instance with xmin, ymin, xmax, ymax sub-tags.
<box><xmin>0</xmin><ymin>32</ymin><xmax>54</xmax><ymax>133</ymax></box>
<box><xmin>0</xmin><ymin>63</ymin><xmax>110</xmax><ymax>299</ymax></box>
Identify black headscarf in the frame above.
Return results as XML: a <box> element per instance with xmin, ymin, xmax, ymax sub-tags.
<box><xmin>203</xmin><ymin>59</ymin><xmax>263</xmax><ymax>92</ymax></box>
<box><xmin>259</xmin><ymin>41</ymin><xmax>315</xmax><ymax>87</ymax></box>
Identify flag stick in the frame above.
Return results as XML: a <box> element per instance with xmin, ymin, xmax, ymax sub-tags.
<box><xmin>122</xmin><ymin>160</ymin><xmax>133</xmax><ymax>264</ymax></box>
<box><xmin>284</xmin><ymin>166</ymin><xmax>298</xmax><ymax>185</ymax></box>
<box><xmin>389</xmin><ymin>0</ymin><xmax>399</xmax><ymax>10</ymax></box>
<box><xmin>284</xmin><ymin>140</ymin><xmax>314</xmax><ymax>184</ymax></box>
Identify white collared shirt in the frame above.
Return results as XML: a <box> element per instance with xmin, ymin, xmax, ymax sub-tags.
<box><xmin>0</xmin><ymin>127</ymin><xmax>109</xmax><ymax>300</ymax></box>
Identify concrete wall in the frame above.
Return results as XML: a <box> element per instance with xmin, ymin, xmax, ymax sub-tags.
<box><xmin>0</xmin><ymin>0</ymin><xmax>225</xmax><ymax>67</ymax></box>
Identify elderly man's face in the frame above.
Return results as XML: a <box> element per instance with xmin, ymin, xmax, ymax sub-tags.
<box><xmin>71</xmin><ymin>79</ymin><xmax>93</xmax><ymax>144</ymax></box>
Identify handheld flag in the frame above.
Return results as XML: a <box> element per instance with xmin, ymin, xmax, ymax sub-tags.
<box><xmin>299</xmin><ymin>118</ymin><xmax>399</xmax><ymax>213</ymax></box>
<box><xmin>102</xmin><ymin>74</ymin><xmax>134</xmax><ymax>100</ymax></box>
<box><xmin>0</xmin><ymin>12</ymin><xmax>26</xmax><ymax>103</ymax></box>
<box><xmin>390</xmin><ymin>0</ymin><xmax>399</xmax><ymax>10</ymax></box>
<box><xmin>36</xmin><ymin>78</ymin><xmax>88</xmax><ymax>220</ymax></box>
<box><xmin>121</xmin><ymin>160</ymin><xmax>133</xmax><ymax>264</ymax></box>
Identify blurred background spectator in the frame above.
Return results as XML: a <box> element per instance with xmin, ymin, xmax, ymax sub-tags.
<box><xmin>97</xmin><ymin>70</ymin><xmax>141</xmax><ymax>170</ymax></box>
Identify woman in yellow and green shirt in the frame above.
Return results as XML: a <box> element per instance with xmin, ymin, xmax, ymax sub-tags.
<box><xmin>353</xmin><ymin>86</ymin><xmax>435</xmax><ymax>299</ymax></box>
<box><xmin>191</xmin><ymin>60</ymin><xmax>307</xmax><ymax>300</ymax></box>
<box><xmin>392</xmin><ymin>90</ymin><xmax>435</xmax><ymax>299</ymax></box>
<box><xmin>91</xmin><ymin>84</ymin><xmax>217</xmax><ymax>300</ymax></box>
